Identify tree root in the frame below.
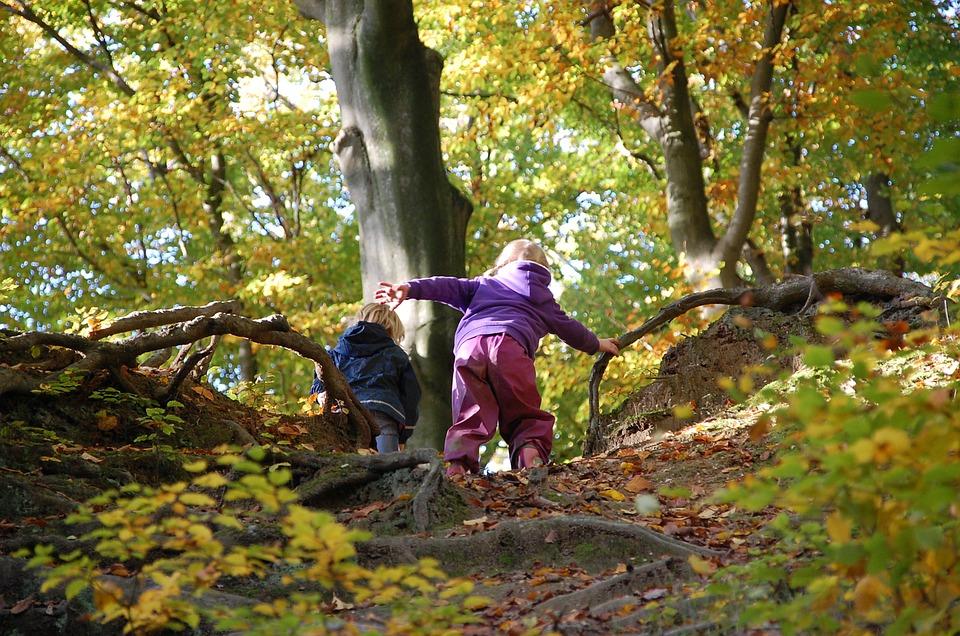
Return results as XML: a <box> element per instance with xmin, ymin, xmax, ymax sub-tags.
<box><xmin>293</xmin><ymin>448</ymin><xmax>443</xmax><ymax>532</ymax></box>
<box><xmin>585</xmin><ymin>268</ymin><xmax>940</xmax><ymax>455</ymax></box>
<box><xmin>0</xmin><ymin>304</ymin><xmax>376</xmax><ymax>448</ymax></box>
<box><xmin>537</xmin><ymin>556</ymin><xmax>689</xmax><ymax>615</ymax></box>
<box><xmin>358</xmin><ymin>516</ymin><xmax>720</xmax><ymax>576</ymax></box>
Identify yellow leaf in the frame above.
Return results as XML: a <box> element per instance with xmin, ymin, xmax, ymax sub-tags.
<box><xmin>688</xmin><ymin>555</ymin><xmax>717</xmax><ymax>576</ymax></box>
<box><xmin>850</xmin><ymin>438</ymin><xmax>875</xmax><ymax>463</ymax></box>
<box><xmin>673</xmin><ymin>403</ymin><xmax>695</xmax><ymax>419</ymax></box>
<box><xmin>853</xmin><ymin>575</ymin><xmax>890</xmax><ymax>617</ymax></box>
<box><xmin>871</xmin><ymin>427</ymin><xmax>910</xmax><ymax>463</ymax></box>
<box><xmin>825</xmin><ymin>512</ymin><xmax>852</xmax><ymax>544</ymax></box>
<box><xmin>463</xmin><ymin>595</ymin><xmax>492</xmax><ymax>610</ymax></box>
<box><xmin>182</xmin><ymin>460</ymin><xmax>208</xmax><ymax>473</ymax></box>
<box><xmin>92</xmin><ymin>580</ymin><xmax>123</xmax><ymax>611</ymax></box>
<box><xmin>600</xmin><ymin>489</ymin><xmax>626</xmax><ymax>501</ymax></box>
<box><xmin>96</xmin><ymin>411</ymin><xmax>119</xmax><ymax>431</ymax></box>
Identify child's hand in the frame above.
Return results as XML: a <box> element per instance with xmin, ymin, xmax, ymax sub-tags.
<box><xmin>376</xmin><ymin>281</ymin><xmax>410</xmax><ymax>308</ymax></box>
<box><xmin>598</xmin><ymin>338</ymin><xmax>620</xmax><ymax>355</ymax></box>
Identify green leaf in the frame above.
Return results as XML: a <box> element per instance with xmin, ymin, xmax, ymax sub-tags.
<box><xmin>804</xmin><ymin>346</ymin><xmax>834</xmax><ymax>368</ymax></box>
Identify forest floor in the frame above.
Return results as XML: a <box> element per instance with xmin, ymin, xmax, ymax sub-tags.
<box><xmin>347</xmin><ymin>403</ymin><xmax>781</xmax><ymax>635</ymax></box>
<box><xmin>0</xmin><ymin>281</ymin><xmax>948</xmax><ymax>635</ymax></box>
<box><xmin>0</xmin><ymin>325</ymin><xmax>787</xmax><ymax>636</ymax></box>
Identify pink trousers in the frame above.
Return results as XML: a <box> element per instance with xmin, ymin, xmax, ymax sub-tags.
<box><xmin>443</xmin><ymin>333</ymin><xmax>554</xmax><ymax>473</ymax></box>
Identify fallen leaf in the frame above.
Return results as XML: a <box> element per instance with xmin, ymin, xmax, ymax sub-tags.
<box><xmin>748</xmin><ymin>417</ymin><xmax>770</xmax><ymax>441</ymax></box>
<box><xmin>697</xmin><ymin>507</ymin><xmax>718</xmax><ymax>519</ymax></box>
<box><xmin>624</xmin><ymin>475</ymin><xmax>654</xmax><ymax>493</ymax></box>
<box><xmin>600</xmin><ymin>489</ymin><xmax>626</xmax><ymax>502</ymax></box>
<box><xmin>463</xmin><ymin>516</ymin><xmax>488</xmax><ymax>527</ymax></box>
<box><xmin>641</xmin><ymin>587</ymin><xmax>667</xmax><ymax>600</ymax></box>
<box><xmin>191</xmin><ymin>385</ymin><xmax>215</xmax><ymax>400</ymax></box>
<box><xmin>688</xmin><ymin>555</ymin><xmax>717</xmax><ymax>576</ymax></box>
<box><xmin>80</xmin><ymin>452</ymin><xmax>103</xmax><ymax>464</ymax></box>
<box><xmin>331</xmin><ymin>594</ymin><xmax>354</xmax><ymax>611</ymax></box>
<box><xmin>10</xmin><ymin>596</ymin><xmax>33</xmax><ymax>615</ymax></box>
<box><xmin>96</xmin><ymin>411</ymin><xmax>119</xmax><ymax>431</ymax></box>
<box><xmin>104</xmin><ymin>563</ymin><xmax>131</xmax><ymax>577</ymax></box>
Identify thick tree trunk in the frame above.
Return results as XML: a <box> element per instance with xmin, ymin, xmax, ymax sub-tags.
<box><xmin>648</xmin><ymin>2</ymin><xmax>717</xmax><ymax>285</ymax></box>
<box><xmin>590</xmin><ymin>1</ymin><xmax>717</xmax><ymax>286</ymax></box>
<box><xmin>295</xmin><ymin>0</ymin><xmax>472</xmax><ymax>449</ymax></box>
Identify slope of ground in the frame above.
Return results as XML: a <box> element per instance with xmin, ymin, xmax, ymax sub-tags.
<box><xmin>0</xmin><ymin>277</ymin><xmax>949</xmax><ymax>634</ymax></box>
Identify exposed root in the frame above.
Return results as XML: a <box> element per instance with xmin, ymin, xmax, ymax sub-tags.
<box><xmin>358</xmin><ymin>516</ymin><xmax>720</xmax><ymax>576</ymax></box>
<box><xmin>293</xmin><ymin>448</ymin><xmax>439</xmax><ymax>509</ymax></box>
<box><xmin>536</xmin><ymin>557</ymin><xmax>689</xmax><ymax>615</ymax></box>
<box><xmin>0</xmin><ymin>304</ymin><xmax>375</xmax><ymax>447</ymax></box>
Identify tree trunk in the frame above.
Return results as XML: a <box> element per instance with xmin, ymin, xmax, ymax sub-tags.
<box><xmin>295</xmin><ymin>0</ymin><xmax>472</xmax><ymax>449</ymax></box>
<box><xmin>590</xmin><ymin>1</ymin><xmax>717</xmax><ymax>286</ymax></box>
<box><xmin>712</xmin><ymin>0</ymin><xmax>791</xmax><ymax>286</ymax></box>
<box><xmin>588</xmin><ymin>0</ymin><xmax>791</xmax><ymax>289</ymax></box>
<box><xmin>863</xmin><ymin>172</ymin><xmax>903</xmax><ymax>276</ymax></box>
<box><xmin>780</xmin><ymin>186</ymin><xmax>813</xmax><ymax>276</ymax></box>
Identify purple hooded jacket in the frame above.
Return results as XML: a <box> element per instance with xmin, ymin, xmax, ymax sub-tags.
<box><xmin>406</xmin><ymin>260</ymin><xmax>599</xmax><ymax>358</ymax></box>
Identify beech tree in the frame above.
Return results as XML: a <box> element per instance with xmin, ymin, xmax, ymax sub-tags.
<box><xmin>294</xmin><ymin>0</ymin><xmax>473</xmax><ymax>448</ymax></box>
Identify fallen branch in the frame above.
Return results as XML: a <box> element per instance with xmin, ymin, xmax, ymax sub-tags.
<box><xmin>585</xmin><ymin>268</ymin><xmax>937</xmax><ymax>455</ymax></box>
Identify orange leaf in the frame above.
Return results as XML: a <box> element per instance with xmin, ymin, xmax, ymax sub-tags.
<box><xmin>624</xmin><ymin>475</ymin><xmax>654</xmax><ymax>493</ymax></box>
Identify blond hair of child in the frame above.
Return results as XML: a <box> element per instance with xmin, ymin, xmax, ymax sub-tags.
<box><xmin>355</xmin><ymin>302</ymin><xmax>405</xmax><ymax>343</ymax></box>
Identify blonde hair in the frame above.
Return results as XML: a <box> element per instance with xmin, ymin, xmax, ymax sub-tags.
<box><xmin>486</xmin><ymin>239</ymin><xmax>549</xmax><ymax>276</ymax></box>
<box><xmin>356</xmin><ymin>303</ymin><xmax>405</xmax><ymax>343</ymax></box>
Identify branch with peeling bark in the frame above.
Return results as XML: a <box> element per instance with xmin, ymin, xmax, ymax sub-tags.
<box><xmin>584</xmin><ymin>268</ymin><xmax>940</xmax><ymax>455</ymax></box>
<box><xmin>0</xmin><ymin>304</ymin><xmax>376</xmax><ymax>447</ymax></box>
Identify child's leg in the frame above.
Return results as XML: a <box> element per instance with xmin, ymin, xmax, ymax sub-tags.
<box><xmin>485</xmin><ymin>335</ymin><xmax>555</xmax><ymax>469</ymax></box>
<box><xmin>444</xmin><ymin>337</ymin><xmax>500</xmax><ymax>474</ymax></box>
<box><xmin>373</xmin><ymin>413</ymin><xmax>400</xmax><ymax>453</ymax></box>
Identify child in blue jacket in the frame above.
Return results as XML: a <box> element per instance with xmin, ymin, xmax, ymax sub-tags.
<box><xmin>311</xmin><ymin>303</ymin><xmax>420</xmax><ymax>452</ymax></box>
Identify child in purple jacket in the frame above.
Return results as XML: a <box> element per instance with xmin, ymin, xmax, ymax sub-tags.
<box><xmin>376</xmin><ymin>239</ymin><xmax>619</xmax><ymax>475</ymax></box>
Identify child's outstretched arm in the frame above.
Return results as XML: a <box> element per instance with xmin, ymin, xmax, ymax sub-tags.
<box><xmin>377</xmin><ymin>276</ymin><xmax>480</xmax><ymax>313</ymax></box>
<box><xmin>545</xmin><ymin>300</ymin><xmax>620</xmax><ymax>356</ymax></box>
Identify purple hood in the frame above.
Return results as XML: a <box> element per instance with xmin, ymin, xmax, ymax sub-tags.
<box><xmin>406</xmin><ymin>260</ymin><xmax>599</xmax><ymax>357</ymax></box>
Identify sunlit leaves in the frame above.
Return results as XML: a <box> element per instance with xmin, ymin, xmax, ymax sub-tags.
<box><xmin>26</xmin><ymin>449</ymin><xmax>484</xmax><ymax>633</ymax></box>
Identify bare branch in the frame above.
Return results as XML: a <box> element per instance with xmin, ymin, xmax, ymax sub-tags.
<box><xmin>584</xmin><ymin>268</ymin><xmax>939</xmax><ymax>454</ymax></box>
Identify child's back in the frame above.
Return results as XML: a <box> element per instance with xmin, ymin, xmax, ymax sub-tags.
<box><xmin>311</xmin><ymin>307</ymin><xmax>420</xmax><ymax>452</ymax></box>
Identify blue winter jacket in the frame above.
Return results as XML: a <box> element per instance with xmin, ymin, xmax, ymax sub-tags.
<box><xmin>311</xmin><ymin>322</ymin><xmax>420</xmax><ymax>436</ymax></box>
